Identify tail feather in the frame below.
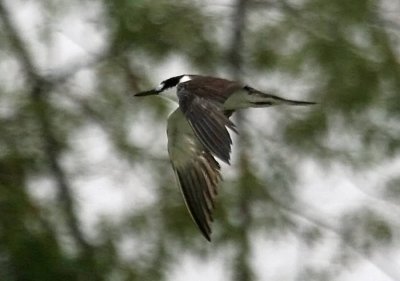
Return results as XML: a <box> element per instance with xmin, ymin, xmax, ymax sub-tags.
<box><xmin>223</xmin><ymin>86</ymin><xmax>316</xmax><ymax>110</ymax></box>
<box><xmin>278</xmin><ymin>98</ymin><xmax>316</xmax><ymax>106</ymax></box>
<box><xmin>250</xmin><ymin>93</ymin><xmax>316</xmax><ymax>107</ymax></box>
<box><xmin>244</xmin><ymin>86</ymin><xmax>316</xmax><ymax>107</ymax></box>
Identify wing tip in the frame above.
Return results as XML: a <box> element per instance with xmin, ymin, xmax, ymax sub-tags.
<box><xmin>176</xmin><ymin>169</ymin><xmax>215</xmax><ymax>242</ymax></box>
<box><xmin>193</xmin><ymin>216</ymin><xmax>213</xmax><ymax>242</ymax></box>
<box><xmin>197</xmin><ymin>223</ymin><xmax>212</xmax><ymax>241</ymax></box>
<box><xmin>203</xmin><ymin>231</ymin><xmax>212</xmax><ymax>242</ymax></box>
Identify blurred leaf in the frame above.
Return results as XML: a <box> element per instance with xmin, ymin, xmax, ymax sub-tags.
<box><xmin>105</xmin><ymin>0</ymin><xmax>219</xmax><ymax>69</ymax></box>
<box><xmin>340</xmin><ymin>209</ymin><xmax>393</xmax><ymax>254</ymax></box>
<box><xmin>384</xmin><ymin>176</ymin><xmax>400</xmax><ymax>203</ymax></box>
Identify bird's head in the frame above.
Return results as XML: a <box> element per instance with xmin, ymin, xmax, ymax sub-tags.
<box><xmin>134</xmin><ymin>75</ymin><xmax>192</xmax><ymax>100</ymax></box>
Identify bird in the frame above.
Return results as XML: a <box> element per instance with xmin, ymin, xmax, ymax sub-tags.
<box><xmin>134</xmin><ymin>74</ymin><xmax>315</xmax><ymax>241</ymax></box>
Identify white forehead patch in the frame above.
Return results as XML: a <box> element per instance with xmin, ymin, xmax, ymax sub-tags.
<box><xmin>155</xmin><ymin>82</ymin><xmax>164</xmax><ymax>91</ymax></box>
<box><xmin>179</xmin><ymin>75</ymin><xmax>192</xmax><ymax>83</ymax></box>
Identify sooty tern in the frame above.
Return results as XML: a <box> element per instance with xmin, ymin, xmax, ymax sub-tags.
<box><xmin>135</xmin><ymin>74</ymin><xmax>315</xmax><ymax>241</ymax></box>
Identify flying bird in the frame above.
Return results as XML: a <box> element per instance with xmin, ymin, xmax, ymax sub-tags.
<box><xmin>134</xmin><ymin>75</ymin><xmax>315</xmax><ymax>241</ymax></box>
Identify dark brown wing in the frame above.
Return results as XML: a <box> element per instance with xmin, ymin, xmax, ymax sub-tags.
<box><xmin>181</xmin><ymin>76</ymin><xmax>242</xmax><ymax>104</ymax></box>
<box><xmin>167</xmin><ymin>109</ymin><xmax>222</xmax><ymax>241</ymax></box>
<box><xmin>178</xmin><ymin>89</ymin><xmax>238</xmax><ymax>164</ymax></box>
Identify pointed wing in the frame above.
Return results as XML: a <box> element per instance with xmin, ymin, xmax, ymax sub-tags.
<box><xmin>178</xmin><ymin>89</ymin><xmax>238</xmax><ymax>164</ymax></box>
<box><xmin>167</xmin><ymin>109</ymin><xmax>222</xmax><ymax>241</ymax></box>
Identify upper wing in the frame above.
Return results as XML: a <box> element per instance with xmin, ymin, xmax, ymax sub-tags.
<box><xmin>178</xmin><ymin>89</ymin><xmax>238</xmax><ymax>164</ymax></box>
<box><xmin>167</xmin><ymin>109</ymin><xmax>222</xmax><ymax>241</ymax></box>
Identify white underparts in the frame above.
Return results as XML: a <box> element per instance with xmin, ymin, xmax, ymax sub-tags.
<box><xmin>223</xmin><ymin>90</ymin><xmax>281</xmax><ymax>110</ymax></box>
<box><xmin>223</xmin><ymin>90</ymin><xmax>253</xmax><ymax>110</ymax></box>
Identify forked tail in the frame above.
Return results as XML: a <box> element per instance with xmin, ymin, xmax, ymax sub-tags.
<box><xmin>243</xmin><ymin>86</ymin><xmax>316</xmax><ymax>107</ymax></box>
<box><xmin>249</xmin><ymin>92</ymin><xmax>316</xmax><ymax>107</ymax></box>
<box><xmin>279</xmin><ymin>98</ymin><xmax>316</xmax><ymax>106</ymax></box>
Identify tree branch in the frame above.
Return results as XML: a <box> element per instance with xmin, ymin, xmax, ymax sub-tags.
<box><xmin>0</xmin><ymin>1</ymin><xmax>37</xmax><ymax>79</ymax></box>
<box><xmin>228</xmin><ymin>0</ymin><xmax>253</xmax><ymax>281</ymax></box>
<box><xmin>0</xmin><ymin>1</ymin><xmax>99</xmax><ymax>274</ymax></box>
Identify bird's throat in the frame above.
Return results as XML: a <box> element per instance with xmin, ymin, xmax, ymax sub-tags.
<box><xmin>161</xmin><ymin>87</ymin><xmax>179</xmax><ymax>103</ymax></box>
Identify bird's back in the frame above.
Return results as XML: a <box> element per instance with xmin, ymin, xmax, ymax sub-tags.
<box><xmin>178</xmin><ymin>76</ymin><xmax>243</xmax><ymax>105</ymax></box>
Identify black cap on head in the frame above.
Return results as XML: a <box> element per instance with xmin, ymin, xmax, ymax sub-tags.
<box><xmin>161</xmin><ymin>75</ymin><xmax>185</xmax><ymax>90</ymax></box>
<box><xmin>135</xmin><ymin>75</ymin><xmax>187</xmax><ymax>97</ymax></box>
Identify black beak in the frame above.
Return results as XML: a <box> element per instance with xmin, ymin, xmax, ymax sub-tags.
<box><xmin>134</xmin><ymin>89</ymin><xmax>158</xmax><ymax>97</ymax></box>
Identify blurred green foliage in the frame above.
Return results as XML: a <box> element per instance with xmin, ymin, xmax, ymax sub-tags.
<box><xmin>0</xmin><ymin>0</ymin><xmax>399</xmax><ymax>280</ymax></box>
<box><xmin>106</xmin><ymin>0</ymin><xmax>219</xmax><ymax>69</ymax></box>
